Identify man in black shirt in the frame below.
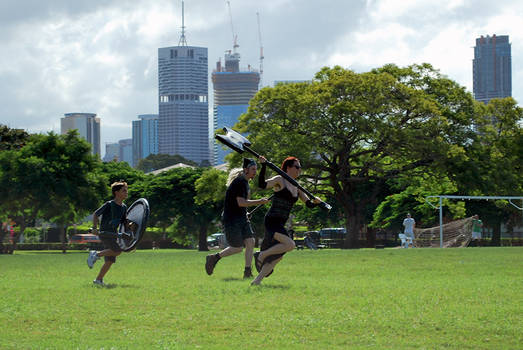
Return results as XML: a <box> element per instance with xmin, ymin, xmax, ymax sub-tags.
<box><xmin>205</xmin><ymin>158</ymin><xmax>269</xmax><ymax>278</ymax></box>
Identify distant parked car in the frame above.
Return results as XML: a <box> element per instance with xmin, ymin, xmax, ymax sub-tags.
<box><xmin>319</xmin><ymin>228</ymin><xmax>346</xmax><ymax>239</ymax></box>
<box><xmin>207</xmin><ymin>233</ymin><xmax>228</xmax><ymax>248</ymax></box>
<box><xmin>69</xmin><ymin>234</ymin><xmax>101</xmax><ymax>244</ymax></box>
<box><xmin>305</xmin><ymin>230</ymin><xmax>320</xmax><ymax>242</ymax></box>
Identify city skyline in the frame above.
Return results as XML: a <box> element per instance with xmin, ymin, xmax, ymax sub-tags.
<box><xmin>1</xmin><ymin>1</ymin><xmax>522</xmax><ymax>157</ymax></box>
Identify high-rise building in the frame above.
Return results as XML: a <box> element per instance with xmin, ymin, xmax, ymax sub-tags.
<box><xmin>158</xmin><ymin>4</ymin><xmax>209</xmax><ymax>165</ymax></box>
<box><xmin>103</xmin><ymin>142</ymin><xmax>119</xmax><ymax>162</ymax></box>
<box><xmin>60</xmin><ymin>113</ymin><xmax>101</xmax><ymax>156</ymax></box>
<box><xmin>132</xmin><ymin>114</ymin><xmax>159</xmax><ymax>167</ymax></box>
<box><xmin>118</xmin><ymin>139</ymin><xmax>133</xmax><ymax>166</ymax></box>
<box><xmin>212</xmin><ymin>51</ymin><xmax>259</xmax><ymax>165</ymax></box>
<box><xmin>473</xmin><ymin>34</ymin><xmax>512</xmax><ymax>104</ymax></box>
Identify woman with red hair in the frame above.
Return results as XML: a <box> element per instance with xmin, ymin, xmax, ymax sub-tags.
<box><xmin>252</xmin><ymin>156</ymin><xmax>321</xmax><ymax>285</ymax></box>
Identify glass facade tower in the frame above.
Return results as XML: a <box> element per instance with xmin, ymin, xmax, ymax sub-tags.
<box><xmin>473</xmin><ymin>34</ymin><xmax>512</xmax><ymax>104</ymax></box>
<box><xmin>158</xmin><ymin>45</ymin><xmax>210</xmax><ymax>165</ymax></box>
<box><xmin>132</xmin><ymin>114</ymin><xmax>159</xmax><ymax>167</ymax></box>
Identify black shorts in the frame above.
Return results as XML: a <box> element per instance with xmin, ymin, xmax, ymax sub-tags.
<box><xmin>260</xmin><ymin>217</ymin><xmax>289</xmax><ymax>264</ymax></box>
<box><xmin>101</xmin><ymin>237</ymin><xmax>122</xmax><ymax>263</ymax></box>
<box><xmin>223</xmin><ymin>216</ymin><xmax>254</xmax><ymax>248</ymax></box>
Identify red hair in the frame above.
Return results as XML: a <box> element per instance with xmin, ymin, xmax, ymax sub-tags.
<box><xmin>281</xmin><ymin>157</ymin><xmax>299</xmax><ymax>172</ymax></box>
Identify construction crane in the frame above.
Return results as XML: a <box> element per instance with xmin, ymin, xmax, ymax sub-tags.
<box><xmin>227</xmin><ymin>1</ymin><xmax>239</xmax><ymax>53</ymax></box>
<box><xmin>256</xmin><ymin>12</ymin><xmax>264</xmax><ymax>87</ymax></box>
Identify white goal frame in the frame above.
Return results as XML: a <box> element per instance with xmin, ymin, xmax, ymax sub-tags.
<box><xmin>425</xmin><ymin>195</ymin><xmax>523</xmax><ymax>248</ymax></box>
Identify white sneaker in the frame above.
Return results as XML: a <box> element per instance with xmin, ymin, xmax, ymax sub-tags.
<box><xmin>93</xmin><ymin>279</ymin><xmax>105</xmax><ymax>286</ymax></box>
<box><xmin>87</xmin><ymin>250</ymin><xmax>99</xmax><ymax>269</ymax></box>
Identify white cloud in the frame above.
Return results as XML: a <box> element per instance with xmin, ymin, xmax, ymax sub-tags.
<box><xmin>0</xmin><ymin>0</ymin><xmax>522</xmax><ymax>154</ymax></box>
<box><xmin>327</xmin><ymin>0</ymin><xmax>522</xmax><ymax>102</ymax></box>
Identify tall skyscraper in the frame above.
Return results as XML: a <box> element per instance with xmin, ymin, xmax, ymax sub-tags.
<box><xmin>60</xmin><ymin>112</ymin><xmax>101</xmax><ymax>156</ymax></box>
<box><xmin>118</xmin><ymin>138</ymin><xmax>133</xmax><ymax>165</ymax></box>
<box><xmin>158</xmin><ymin>4</ymin><xmax>209</xmax><ymax>165</ymax></box>
<box><xmin>212</xmin><ymin>51</ymin><xmax>259</xmax><ymax>165</ymax></box>
<box><xmin>132</xmin><ymin>114</ymin><xmax>159</xmax><ymax>167</ymax></box>
<box><xmin>473</xmin><ymin>34</ymin><xmax>512</xmax><ymax>104</ymax></box>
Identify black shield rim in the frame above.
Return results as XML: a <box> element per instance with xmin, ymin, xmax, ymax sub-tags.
<box><xmin>118</xmin><ymin>198</ymin><xmax>150</xmax><ymax>252</ymax></box>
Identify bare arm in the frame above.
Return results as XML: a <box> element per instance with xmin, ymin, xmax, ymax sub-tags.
<box><xmin>265</xmin><ymin>175</ymin><xmax>284</xmax><ymax>190</ymax></box>
<box><xmin>298</xmin><ymin>189</ymin><xmax>322</xmax><ymax>205</ymax></box>
<box><xmin>92</xmin><ymin>213</ymin><xmax>99</xmax><ymax>233</ymax></box>
<box><xmin>236</xmin><ymin>196</ymin><xmax>270</xmax><ymax>207</ymax></box>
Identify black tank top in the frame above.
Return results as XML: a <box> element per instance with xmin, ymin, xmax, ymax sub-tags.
<box><xmin>266</xmin><ymin>186</ymin><xmax>298</xmax><ymax>221</ymax></box>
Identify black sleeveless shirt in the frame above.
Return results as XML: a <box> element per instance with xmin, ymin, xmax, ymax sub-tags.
<box><xmin>266</xmin><ymin>186</ymin><xmax>298</xmax><ymax>221</ymax></box>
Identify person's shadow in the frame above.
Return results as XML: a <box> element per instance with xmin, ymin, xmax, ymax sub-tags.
<box><xmin>93</xmin><ymin>283</ymin><xmax>137</xmax><ymax>289</ymax></box>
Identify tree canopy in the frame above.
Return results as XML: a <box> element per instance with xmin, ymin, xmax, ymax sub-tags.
<box><xmin>0</xmin><ymin>131</ymin><xmax>107</xmax><ymax>246</ymax></box>
<box><xmin>236</xmin><ymin>64</ymin><xmax>500</xmax><ymax>247</ymax></box>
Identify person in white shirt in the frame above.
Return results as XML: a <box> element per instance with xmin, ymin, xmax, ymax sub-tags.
<box><xmin>403</xmin><ymin>213</ymin><xmax>415</xmax><ymax>240</ymax></box>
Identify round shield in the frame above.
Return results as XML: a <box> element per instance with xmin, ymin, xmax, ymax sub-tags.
<box><xmin>117</xmin><ymin>198</ymin><xmax>150</xmax><ymax>252</ymax></box>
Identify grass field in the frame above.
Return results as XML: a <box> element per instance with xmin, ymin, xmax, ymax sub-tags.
<box><xmin>1</xmin><ymin>247</ymin><xmax>522</xmax><ymax>349</ymax></box>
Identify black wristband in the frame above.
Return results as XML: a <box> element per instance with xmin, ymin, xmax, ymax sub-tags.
<box><xmin>258</xmin><ymin>163</ymin><xmax>267</xmax><ymax>189</ymax></box>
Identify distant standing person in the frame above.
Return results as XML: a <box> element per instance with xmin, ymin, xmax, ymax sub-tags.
<box><xmin>471</xmin><ymin>214</ymin><xmax>483</xmax><ymax>246</ymax></box>
<box><xmin>403</xmin><ymin>213</ymin><xmax>415</xmax><ymax>247</ymax></box>
<box><xmin>87</xmin><ymin>181</ymin><xmax>129</xmax><ymax>286</ymax></box>
<box><xmin>205</xmin><ymin>158</ymin><xmax>269</xmax><ymax>278</ymax></box>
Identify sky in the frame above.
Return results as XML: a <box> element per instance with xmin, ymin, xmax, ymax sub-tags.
<box><xmin>1</xmin><ymin>0</ymin><xmax>522</xmax><ymax>157</ymax></box>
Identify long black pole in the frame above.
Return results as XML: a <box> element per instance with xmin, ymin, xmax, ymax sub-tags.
<box><xmin>243</xmin><ymin>145</ymin><xmax>331</xmax><ymax>210</ymax></box>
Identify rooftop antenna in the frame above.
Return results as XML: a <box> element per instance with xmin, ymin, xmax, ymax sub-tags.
<box><xmin>227</xmin><ymin>1</ymin><xmax>239</xmax><ymax>53</ymax></box>
<box><xmin>256</xmin><ymin>12</ymin><xmax>264</xmax><ymax>87</ymax></box>
<box><xmin>178</xmin><ymin>1</ymin><xmax>188</xmax><ymax>46</ymax></box>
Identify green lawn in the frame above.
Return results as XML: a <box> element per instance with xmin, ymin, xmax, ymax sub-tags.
<box><xmin>1</xmin><ymin>247</ymin><xmax>522</xmax><ymax>349</ymax></box>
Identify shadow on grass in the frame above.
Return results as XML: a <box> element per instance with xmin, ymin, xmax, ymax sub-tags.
<box><xmin>92</xmin><ymin>283</ymin><xmax>137</xmax><ymax>289</ymax></box>
<box><xmin>250</xmin><ymin>284</ymin><xmax>290</xmax><ymax>290</ymax></box>
<box><xmin>17</xmin><ymin>251</ymin><xmax>87</xmax><ymax>255</ymax></box>
<box><xmin>222</xmin><ymin>277</ymin><xmax>246</xmax><ymax>282</ymax></box>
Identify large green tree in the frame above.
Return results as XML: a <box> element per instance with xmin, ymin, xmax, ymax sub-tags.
<box><xmin>452</xmin><ymin>97</ymin><xmax>523</xmax><ymax>245</ymax></box>
<box><xmin>0</xmin><ymin>125</ymin><xmax>32</xmax><ymax>247</ymax></box>
<box><xmin>0</xmin><ymin>131</ymin><xmax>107</xmax><ymax>249</ymax></box>
<box><xmin>142</xmin><ymin>167</ymin><xmax>217</xmax><ymax>250</ymax></box>
<box><xmin>370</xmin><ymin>97</ymin><xmax>522</xmax><ymax>244</ymax></box>
<box><xmin>237</xmin><ymin>64</ymin><xmax>481</xmax><ymax>248</ymax></box>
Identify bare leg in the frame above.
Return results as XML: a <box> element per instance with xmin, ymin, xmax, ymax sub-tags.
<box><xmin>95</xmin><ymin>250</ymin><xmax>121</xmax><ymax>281</ymax></box>
<box><xmin>96</xmin><ymin>261</ymin><xmax>113</xmax><ymax>281</ymax></box>
<box><xmin>217</xmin><ymin>246</ymin><xmax>243</xmax><ymax>258</ymax></box>
<box><xmin>244</xmin><ymin>237</ymin><xmax>254</xmax><ymax>268</ymax></box>
<box><xmin>258</xmin><ymin>232</ymin><xmax>295</xmax><ymax>262</ymax></box>
<box><xmin>251</xmin><ymin>258</ymin><xmax>282</xmax><ymax>285</ymax></box>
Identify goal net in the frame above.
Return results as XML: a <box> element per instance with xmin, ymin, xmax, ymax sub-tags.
<box><xmin>413</xmin><ymin>217</ymin><xmax>474</xmax><ymax>248</ymax></box>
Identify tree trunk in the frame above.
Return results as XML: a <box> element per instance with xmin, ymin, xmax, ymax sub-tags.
<box><xmin>198</xmin><ymin>224</ymin><xmax>209</xmax><ymax>251</ymax></box>
<box><xmin>59</xmin><ymin>224</ymin><xmax>67</xmax><ymax>253</ymax></box>
<box><xmin>340</xmin><ymin>199</ymin><xmax>364</xmax><ymax>249</ymax></box>
<box><xmin>490</xmin><ymin>221</ymin><xmax>501</xmax><ymax>246</ymax></box>
<box><xmin>365</xmin><ymin>227</ymin><xmax>376</xmax><ymax>248</ymax></box>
